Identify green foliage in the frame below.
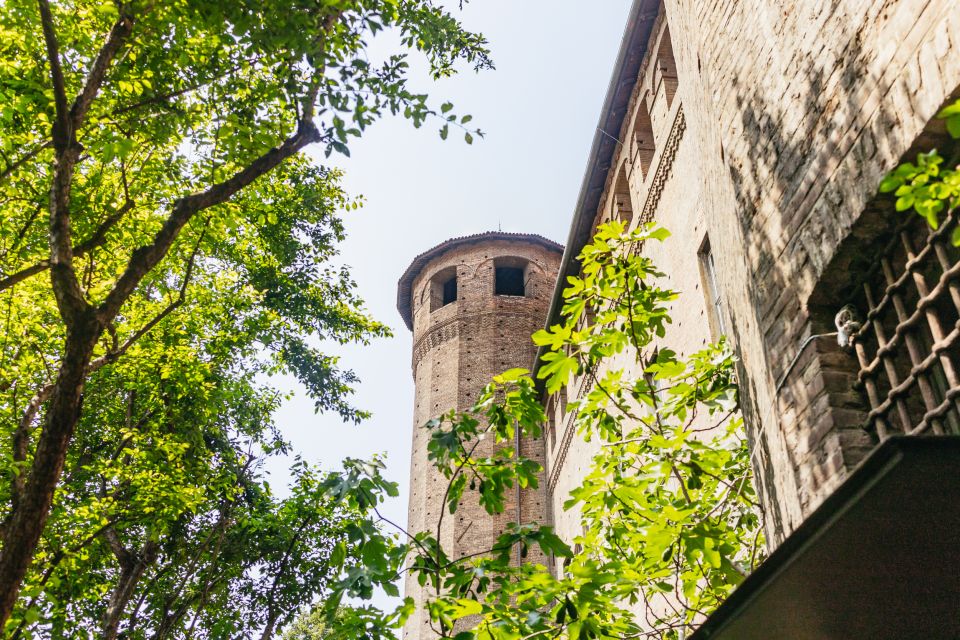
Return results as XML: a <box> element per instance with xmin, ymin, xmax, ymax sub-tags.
<box><xmin>315</xmin><ymin>223</ymin><xmax>764</xmax><ymax>640</ymax></box>
<box><xmin>284</xmin><ymin>606</ymin><xmax>349</xmax><ymax>640</ymax></box>
<box><xmin>879</xmin><ymin>99</ymin><xmax>960</xmax><ymax>242</ymax></box>
<box><xmin>0</xmin><ymin>0</ymin><xmax>491</xmax><ymax>634</ymax></box>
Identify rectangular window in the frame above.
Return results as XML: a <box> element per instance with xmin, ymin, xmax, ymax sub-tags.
<box><xmin>698</xmin><ymin>237</ymin><xmax>725</xmax><ymax>338</ymax></box>
<box><xmin>495</xmin><ymin>267</ymin><xmax>525</xmax><ymax>296</ymax></box>
<box><xmin>442</xmin><ymin>276</ymin><xmax>457</xmax><ymax>306</ymax></box>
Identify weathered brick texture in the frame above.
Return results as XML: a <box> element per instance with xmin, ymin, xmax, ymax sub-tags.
<box><xmin>664</xmin><ymin>0</ymin><xmax>960</xmax><ymax>542</ymax></box>
<box><xmin>398</xmin><ymin>234</ymin><xmax>562</xmax><ymax>640</ymax></box>
<box><xmin>545</xmin><ymin>0</ymin><xmax>959</xmax><ymax>551</ymax></box>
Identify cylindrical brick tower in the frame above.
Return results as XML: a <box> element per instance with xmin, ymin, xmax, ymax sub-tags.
<box><xmin>396</xmin><ymin>232</ymin><xmax>563</xmax><ymax>639</ymax></box>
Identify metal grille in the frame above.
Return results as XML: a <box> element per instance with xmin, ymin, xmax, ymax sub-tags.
<box><xmin>850</xmin><ymin>209</ymin><xmax>960</xmax><ymax>438</ymax></box>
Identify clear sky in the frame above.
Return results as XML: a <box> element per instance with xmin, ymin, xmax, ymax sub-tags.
<box><xmin>264</xmin><ymin>0</ymin><xmax>633</xmax><ymax>536</ymax></box>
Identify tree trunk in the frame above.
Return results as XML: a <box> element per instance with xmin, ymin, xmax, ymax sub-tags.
<box><xmin>260</xmin><ymin>611</ymin><xmax>279</xmax><ymax>640</ymax></box>
<box><xmin>0</xmin><ymin>312</ymin><xmax>101</xmax><ymax>624</ymax></box>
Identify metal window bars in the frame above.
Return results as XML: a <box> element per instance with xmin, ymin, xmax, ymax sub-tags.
<box><xmin>849</xmin><ymin>209</ymin><xmax>960</xmax><ymax>439</ymax></box>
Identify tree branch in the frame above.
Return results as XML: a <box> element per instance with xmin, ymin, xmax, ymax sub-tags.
<box><xmin>11</xmin><ymin>221</ymin><xmax>206</xmax><ymax>505</ymax></box>
<box><xmin>0</xmin><ymin>199</ymin><xmax>132</xmax><ymax>293</ymax></box>
<box><xmin>89</xmin><ymin>219</ymin><xmax>206</xmax><ymax>371</ymax></box>
<box><xmin>70</xmin><ymin>13</ymin><xmax>135</xmax><ymax>128</ymax></box>
<box><xmin>98</xmin><ymin>121</ymin><xmax>322</xmax><ymax>322</ymax></box>
<box><xmin>36</xmin><ymin>0</ymin><xmax>69</xmax><ymax>150</ymax></box>
<box><xmin>0</xmin><ymin>142</ymin><xmax>51</xmax><ymax>185</ymax></box>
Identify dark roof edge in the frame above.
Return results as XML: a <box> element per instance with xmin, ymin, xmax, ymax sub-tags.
<box><xmin>687</xmin><ymin>435</ymin><xmax>960</xmax><ymax>639</ymax></box>
<box><xmin>396</xmin><ymin>231</ymin><xmax>564</xmax><ymax>331</ymax></box>
<box><xmin>533</xmin><ymin>0</ymin><xmax>659</xmax><ymax>389</ymax></box>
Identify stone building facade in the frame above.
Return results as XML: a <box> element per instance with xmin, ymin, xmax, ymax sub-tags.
<box><xmin>539</xmin><ymin>0</ymin><xmax>960</xmax><ymax>549</ymax></box>
<box><xmin>397</xmin><ymin>0</ymin><xmax>960</xmax><ymax>635</ymax></box>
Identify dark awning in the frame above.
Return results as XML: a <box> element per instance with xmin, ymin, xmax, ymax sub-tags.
<box><xmin>691</xmin><ymin>436</ymin><xmax>960</xmax><ymax>640</ymax></box>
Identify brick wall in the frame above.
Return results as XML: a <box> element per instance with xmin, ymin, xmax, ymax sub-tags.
<box><xmin>548</xmin><ymin>0</ymin><xmax>960</xmax><ymax>550</ymax></box>
<box><xmin>400</xmin><ymin>235</ymin><xmax>561</xmax><ymax>639</ymax></box>
<box><xmin>664</xmin><ymin>0</ymin><xmax>960</xmax><ymax>542</ymax></box>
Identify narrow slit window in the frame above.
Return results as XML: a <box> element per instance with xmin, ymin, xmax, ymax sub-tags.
<box><xmin>698</xmin><ymin>237</ymin><xmax>726</xmax><ymax>337</ymax></box>
<box><xmin>495</xmin><ymin>267</ymin><xmax>525</xmax><ymax>296</ymax></box>
<box><xmin>613</xmin><ymin>163</ymin><xmax>633</xmax><ymax>224</ymax></box>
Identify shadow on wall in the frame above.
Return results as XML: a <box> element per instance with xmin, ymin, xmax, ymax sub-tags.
<box><xmin>718</xmin><ymin>11</ymin><xmax>960</xmax><ymax>539</ymax></box>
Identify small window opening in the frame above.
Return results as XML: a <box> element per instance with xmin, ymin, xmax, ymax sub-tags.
<box><xmin>698</xmin><ymin>237</ymin><xmax>726</xmax><ymax>337</ymax></box>
<box><xmin>631</xmin><ymin>105</ymin><xmax>656</xmax><ymax>178</ymax></box>
<box><xmin>495</xmin><ymin>267</ymin><xmax>525</xmax><ymax>296</ymax></box>
<box><xmin>613</xmin><ymin>163</ymin><xmax>633</xmax><ymax>224</ymax></box>
<box><xmin>430</xmin><ymin>266</ymin><xmax>458</xmax><ymax>311</ymax></box>
<box><xmin>656</xmin><ymin>26</ymin><xmax>679</xmax><ymax>107</ymax></box>
<box><xmin>442</xmin><ymin>276</ymin><xmax>457</xmax><ymax>306</ymax></box>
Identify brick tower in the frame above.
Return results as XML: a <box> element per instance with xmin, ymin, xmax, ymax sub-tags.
<box><xmin>396</xmin><ymin>232</ymin><xmax>563</xmax><ymax>639</ymax></box>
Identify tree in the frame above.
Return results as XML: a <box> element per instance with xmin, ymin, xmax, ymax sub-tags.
<box><xmin>0</xmin><ymin>0</ymin><xmax>489</xmax><ymax>627</ymax></box>
<box><xmin>283</xmin><ymin>605</ymin><xmax>350</xmax><ymax>640</ymax></box>
<box><xmin>2</xmin><ymin>158</ymin><xmax>393</xmax><ymax>637</ymax></box>
<box><xmin>307</xmin><ymin>222</ymin><xmax>763</xmax><ymax>640</ymax></box>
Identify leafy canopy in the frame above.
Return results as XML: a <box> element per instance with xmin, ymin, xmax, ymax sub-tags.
<box><xmin>0</xmin><ymin>0</ymin><xmax>491</xmax><ymax>633</ymax></box>
<box><xmin>879</xmin><ymin>99</ymin><xmax>960</xmax><ymax>241</ymax></box>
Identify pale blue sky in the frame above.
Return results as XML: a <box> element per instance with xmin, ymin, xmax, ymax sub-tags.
<box><xmin>264</xmin><ymin>1</ymin><xmax>632</xmax><ymax>533</ymax></box>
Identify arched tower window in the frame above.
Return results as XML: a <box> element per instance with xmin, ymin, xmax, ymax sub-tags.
<box><xmin>430</xmin><ymin>266</ymin><xmax>458</xmax><ymax>311</ymax></box>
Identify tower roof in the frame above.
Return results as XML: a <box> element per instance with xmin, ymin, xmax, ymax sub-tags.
<box><xmin>396</xmin><ymin>231</ymin><xmax>563</xmax><ymax>331</ymax></box>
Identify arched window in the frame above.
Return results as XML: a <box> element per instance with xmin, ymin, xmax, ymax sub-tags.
<box><xmin>656</xmin><ymin>26</ymin><xmax>678</xmax><ymax>108</ymax></box>
<box><xmin>429</xmin><ymin>266</ymin><xmax>458</xmax><ymax>311</ymax></box>
<box><xmin>631</xmin><ymin>101</ymin><xmax>656</xmax><ymax>179</ymax></box>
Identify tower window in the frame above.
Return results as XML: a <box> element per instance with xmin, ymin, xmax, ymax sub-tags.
<box><xmin>495</xmin><ymin>267</ymin><xmax>525</xmax><ymax>296</ymax></box>
<box><xmin>442</xmin><ymin>276</ymin><xmax>457</xmax><ymax>306</ymax></box>
<box><xmin>430</xmin><ymin>266</ymin><xmax>458</xmax><ymax>311</ymax></box>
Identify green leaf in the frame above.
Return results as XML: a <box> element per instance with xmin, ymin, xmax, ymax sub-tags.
<box><xmin>946</xmin><ymin>114</ymin><xmax>960</xmax><ymax>140</ymax></box>
<box><xmin>895</xmin><ymin>194</ymin><xmax>914</xmax><ymax>211</ymax></box>
<box><xmin>878</xmin><ymin>174</ymin><xmax>902</xmax><ymax>193</ymax></box>
<box><xmin>936</xmin><ymin>100</ymin><xmax>960</xmax><ymax>118</ymax></box>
